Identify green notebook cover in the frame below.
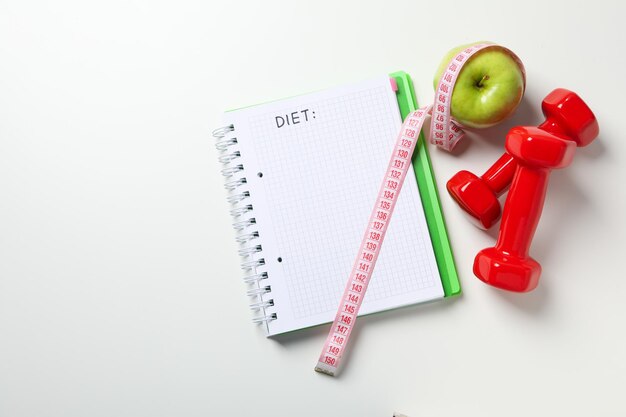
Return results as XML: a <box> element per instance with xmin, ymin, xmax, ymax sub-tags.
<box><xmin>391</xmin><ymin>71</ymin><xmax>461</xmax><ymax>297</ymax></box>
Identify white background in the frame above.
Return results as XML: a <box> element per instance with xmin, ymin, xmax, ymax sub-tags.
<box><xmin>1</xmin><ymin>1</ymin><xmax>625</xmax><ymax>416</ymax></box>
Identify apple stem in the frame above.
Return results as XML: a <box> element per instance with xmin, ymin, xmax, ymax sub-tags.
<box><xmin>476</xmin><ymin>75</ymin><xmax>490</xmax><ymax>88</ymax></box>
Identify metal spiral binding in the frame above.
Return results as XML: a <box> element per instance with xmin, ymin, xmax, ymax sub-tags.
<box><xmin>218</xmin><ymin>151</ymin><xmax>241</xmax><ymax>164</ymax></box>
<box><xmin>249</xmin><ymin>299</ymin><xmax>274</xmax><ymax>310</ymax></box>
<box><xmin>230</xmin><ymin>204</ymin><xmax>253</xmax><ymax>217</ymax></box>
<box><xmin>233</xmin><ymin>217</ymin><xmax>256</xmax><ymax>232</ymax></box>
<box><xmin>241</xmin><ymin>258</ymin><xmax>265</xmax><ymax>270</ymax></box>
<box><xmin>227</xmin><ymin>191</ymin><xmax>250</xmax><ymax>205</ymax></box>
<box><xmin>215</xmin><ymin>137</ymin><xmax>237</xmax><ymax>151</ymax></box>
<box><xmin>243</xmin><ymin>271</ymin><xmax>268</xmax><ymax>284</ymax></box>
<box><xmin>238</xmin><ymin>245</ymin><xmax>262</xmax><ymax>257</ymax></box>
<box><xmin>212</xmin><ymin>125</ymin><xmax>234</xmax><ymax>138</ymax></box>
<box><xmin>213</xmin><ymin>124</ymin><xmax>277</xmax><ymax>327</ymax></box>
<box><xmin>252</xmin><ymin>313</ymin><xmax>277</xmax><ymax>324</ymax></box>
<box><xmin>235</xmin><ymin>231</ymin><xmax>259</xmax><ymax>244</ymax></box>
<box><xmin>221</xmin><ymin>164</ymin><xmax>244</xmax><ymax>177</ymax></box>
<box><xmin>246</xmin><ymin>286</ymin><xmax>271</xmax><ymax>296</ymax></box>
<box><xmin>224</xmin><ymin>178</ymin><xmax>247</xmax><ymax>192</ymax></box>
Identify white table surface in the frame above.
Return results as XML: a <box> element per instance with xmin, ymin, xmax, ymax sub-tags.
<box><xmin>1</xmin><ymin>1</ymin><xmax>625</xmax><ymax>416</ymax></box>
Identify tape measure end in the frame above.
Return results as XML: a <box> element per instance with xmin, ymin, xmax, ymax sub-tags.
<box><xmin>314</xmin><ymin>364</ymin><xmax>336</xmax><ymax>377</ymax></box>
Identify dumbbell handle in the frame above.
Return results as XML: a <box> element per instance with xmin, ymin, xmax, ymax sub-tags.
<box><xmin>496</xmin><ymin>166</ymin><xmax>550</xmax><ymax>257</ymax></box>
<box><xmin>478</xmin><ymin>119</ymin><xmax>569</xmax><ymax>195</ymax></box>
<box><xmin>481</xmin><ymin>154</ymin><xmax>516</xmax><ymax>195</ymax></box>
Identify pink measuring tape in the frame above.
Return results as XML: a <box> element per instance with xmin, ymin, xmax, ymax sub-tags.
<box><xmin>315</xmin><ymin>43</ymin><xmax>521</xmax><ymax>376</ymax></box>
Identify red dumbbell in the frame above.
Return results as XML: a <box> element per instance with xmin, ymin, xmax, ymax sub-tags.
<box><xmin>446</xmin><ymin>88</ymin><xmax>598</xmax><ymax>229</ymax></box>
<box><xmin>446</xmin><ymin>155</ymin><xmax>516</xmax><ymax>229</ymax></box>
<box><xmin>473</xmin><ymin>89</ymin><xmax>599</xmax><ymax>292</ymax></box>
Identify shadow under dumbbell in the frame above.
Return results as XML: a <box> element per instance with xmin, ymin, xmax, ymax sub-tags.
<box><xmin>490</xmin><ymin>280</ymin><xmax>550</xmax><ymax>315</ymax></box>
<box><xmin>578</xmin><ymin>133</ymin><xmax>606</xmax><ymax>160</ymax></box>
<box><xmin>533</xmin><ymin>169</ymin><xmax>591</xmax><ymax>287</ymax></box>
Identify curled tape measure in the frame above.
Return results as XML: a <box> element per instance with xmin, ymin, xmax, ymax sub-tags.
<box><xmin>430</xmin><ymin>43</ymin><xmax>525</xmax><ymax>151</ymax></box>
<box><xmin>315</xmin><ymin>43</ymin><xmax>520</xmax><ymax>376</ymax></box>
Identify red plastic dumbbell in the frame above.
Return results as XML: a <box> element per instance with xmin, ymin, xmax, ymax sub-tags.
<box><xmin>446</xmin><ymin>155</ymin><xmax>516</xmax><ymax>229</ymax></box>
<box><xmin>447</xmin><ymin>89</ymin><xmax>598</xmax><ymax>229</ymax></box>
<box><xmin>473</xmin><ymin>89</ymin><xmax>599</xmax><ymax>292</ymax></box>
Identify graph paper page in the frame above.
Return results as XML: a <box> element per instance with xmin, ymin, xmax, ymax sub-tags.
<box><xmin>225</xmin><ymin>76</ymin><xmax>444</xmax><ymax>336</ymax></box>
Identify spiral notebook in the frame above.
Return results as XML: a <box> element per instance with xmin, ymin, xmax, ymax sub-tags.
<box><xmin>213</xmin><ymin>72</ymin><xmax>459</xmax><ymax>336</ymax></box>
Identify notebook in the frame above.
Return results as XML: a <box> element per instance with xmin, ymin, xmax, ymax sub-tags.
<box><xmin>213</xmin><ymin>72</ymin><xmax>459</xmax><ymax>336</ymax></box>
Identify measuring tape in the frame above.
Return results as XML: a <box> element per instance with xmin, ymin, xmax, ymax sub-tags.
<box><xmin>314</xmin><ymin>105</ymin><xmax>430</xmax><ymax>376</ymax></box>
<box><xmin>315</xmin><ymin>43</ymin><xmax>522</xmax><ymax>376</ymax></box>
<box><xmin>429</xmin><ymin>43</ymin><xmax>525</xmax><ymax>151</ymax></box>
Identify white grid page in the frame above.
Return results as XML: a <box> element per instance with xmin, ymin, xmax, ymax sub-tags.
<box><xmin>226</xmin><ymin>76</ymin><xmax>443</xmax><ymax>335</ymax></box>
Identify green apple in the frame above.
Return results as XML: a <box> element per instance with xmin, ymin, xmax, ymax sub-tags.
<box><xmin>433</xmin><ymin>42</ymin><xmax>525</xmax><ymax>128</ymax></box>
